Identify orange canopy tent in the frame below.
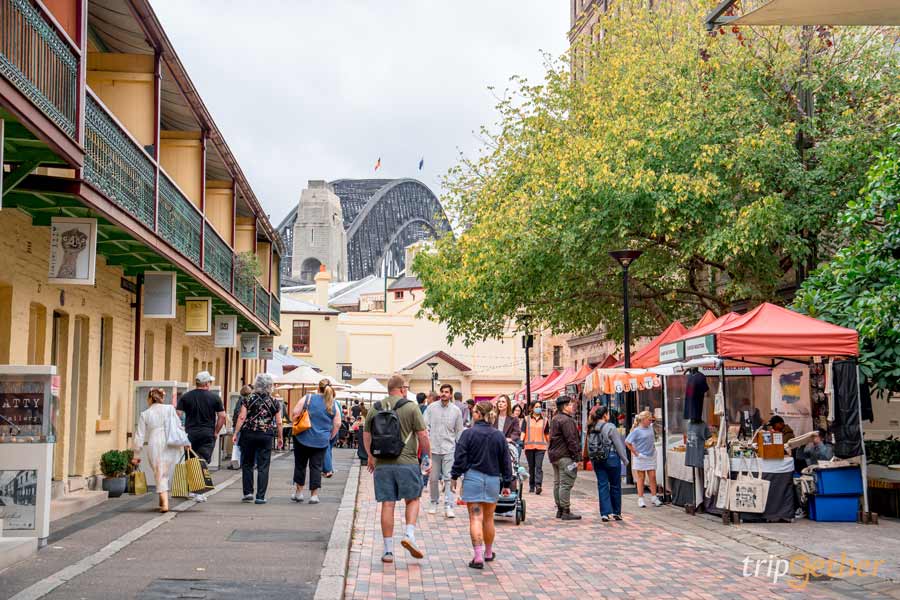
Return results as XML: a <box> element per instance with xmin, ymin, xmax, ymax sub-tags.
<box><xmin>693</xmin><ymin>310</ymin><xmax>718</xmax><ymax>329</ymax></box>
<box><xmin>673</xmin><ymin>312</ymin><xmax>742</xmax><ymax>343</ymax></box>
<box><xmin>514</xmin><ymin>374</ymin><xmax>547</xmax><ymax>402</ymax></box>
<box><xmin>615</xmin><ymin>320</ymin><xmax>688</xmax><ymax>369</ymax></box>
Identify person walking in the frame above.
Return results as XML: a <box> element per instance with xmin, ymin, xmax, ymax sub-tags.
<box><xmin>322</xmin><ymin>396</ymin><xmax>343</xmax><ymax>479</ymax></box>
<box><xmin>424</xmin><ymin>383</ymin><xmax>464</xmax><ymax>518</ymax></box>
<box><xmin>232</xmin><ymin>374</ymin><xmax>284</xmax><ymax>504</ymax></box>
<box><xmin>228</xmin><ymin>385</ymin><xmax>252</xmax><ymax>469</ymax></box>
<box><xmin>548</xmin><ymin>396</ymin><xmax>582</xmax><ymax>520</ymax></box>
<box><xmin>292</xmin><ymin>379</ymin><xmax>341</xmax><ymax>504</ymax></box>
<box><xmin>625</xmin><ymin>410</ymin><xmax>661</xmax><ymax>508</ymax></box>
<box><xmin>416</xmin><ymin>392</ymin><xmax>428</xmax><ymax>415</ymax></box>
<box><xmin>176</xmin><ymin>371</ymin><xmax>226</xmax><ymax>502</ymax></box>
<box><xmin>522</xmin><ymin>400</ymin><xmax>550</xmax><ymax>494</ymax></box>
<box><xmin>451</xmin><ymin>401</ymin><xmax>513</xmax><ymax>570</ymax></box>
<box><xmin>132</xmin><ymin>388</ymin><xmax>188</xmax><ymax>513</ymax></box>
<box><xmin>364</xmin><ymin>374</ymin><xmax>430</xmax><ymax>564</ymax></box>
<box><xmin>585</xmin><ymin>406</ymin><xmax>628</xmax><ymax>521</ymax></box>
<box><xmin>492</xmin><ymin>395</ymin><xmax>521</xmax><ymax>443</ymax></box>
<box><xmin>453</xmin><ymin>391</ymin><xmax>470</xmax><ymax>427</ymax></box>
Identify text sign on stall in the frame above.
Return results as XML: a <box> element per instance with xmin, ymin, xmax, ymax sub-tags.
<box><xmin>684</xmin><ymin>334</ymin><xmax>715</xmax><ymax>358</ymax></box>
<box><xmin>659</xmin><ymin>340</ymin><xmax>684</xmax><ymax>363</ymax></box>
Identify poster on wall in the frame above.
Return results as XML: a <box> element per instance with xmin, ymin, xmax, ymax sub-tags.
<box><xmin>0</xmin><ymin>470</ymin><xmax>37</xmax><ymax>530</ymax></box>
<box><xmin>48</xmin><ymin>217</ymin><xmax>97</xmax><ymax>285</ymax></box>
<box><xmin>214</xmin><ymin>315</ymin><xmax>238</xmax><ymax>348</ymax></box>
<box><xmin>771</xmin><ymin>365</ymin><xmax>812</xmax><ymax>436</ymax></box>
<box><xmin>240</xmin><ymin>333</ymin><xmax>259</xmax><ymax>360</ymax></box>
<box><xmin>185</xmin><ymin>297</ymin><xmax>212</xmax><ymax>336</ymax></box>
<box><xmin>259</xmin><ymin>336</ymin><xmax>274</xmax><ymax>360</ymax></box>
<box><xmin>143</xmin><ymin>272</ymin><xmax>177</xmax><ymax>318</ymax></box>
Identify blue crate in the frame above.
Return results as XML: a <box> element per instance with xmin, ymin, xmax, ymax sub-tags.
<box><xmin>815</xmin><ymin>467</ymin><xmax>863</xmax><ymax>496</ymax></box>
<box><xmin>808</xmin><ymin>494</ymin><xmax>860</xmax><ymax>522</ymax></box>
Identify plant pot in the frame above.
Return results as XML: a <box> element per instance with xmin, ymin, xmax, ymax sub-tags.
<box><xmin>102</xmin><ymin>476</ymin><xmax>127</xmax><ymax>498</ymax></box>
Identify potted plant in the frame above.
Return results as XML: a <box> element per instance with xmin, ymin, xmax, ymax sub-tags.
<box><xmin>100</xmin><ymin>450</ymin><xmax>128</xmax><ymax>498</ymax></box>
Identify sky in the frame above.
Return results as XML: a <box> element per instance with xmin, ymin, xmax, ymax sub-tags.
<box><xmin>151</xmin><ymin>1</ymin><xmax>569</xmax><ymax>229</ymax></box>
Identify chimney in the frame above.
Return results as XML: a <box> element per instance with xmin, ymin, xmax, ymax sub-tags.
<box><xmin>314</xmin><ymin>264</ymin><xmax>331</xmax><ymax>308</ymax></box>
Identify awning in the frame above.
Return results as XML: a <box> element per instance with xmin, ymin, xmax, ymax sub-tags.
<box><xmin>733</xmin><ymin>0</ymin><xmax>900</xmax><ymax>25</ymax></box>
<box><xmin>514</xmin><ymin>374</ymin><xmax>547</xmax><ymax>401</ymax></box>
<box><xmin>658</xmin><ymin>312</ymin><xmax>742</xmax><ymax>363</ymax></box>
<box><xmin>528</xmin><ymin>369</ymin><xmax>566</xmax><ymax>399</ymax></box>
<box><xmin>615</xmin><ymin>320</ymin><xmax>688</xmax><ymax>369</ymax></box>
<box><xmin>583</xmin><ymin>368</ymin><xmax>662</xmax><ymax>396</ymax></box>
<box><xmin>693</xmin><ymin>310</ymin><xmax>718</xmax><ymax>329</ymax></box>
<box><xmin>540</xmin><ymin>364</ymin><xmax>595</xmax><ymax>400</ymax></box>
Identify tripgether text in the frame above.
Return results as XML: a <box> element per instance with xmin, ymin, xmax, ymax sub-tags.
<box><xmin>742</xmin><ymin>554</ymin><xmax>886</xmax><ymax>590</ymax></box>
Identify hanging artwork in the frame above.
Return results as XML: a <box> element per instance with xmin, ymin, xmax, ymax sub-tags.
<box><xmin>240</xmin><ymin>333</ymin><xmax>259</xmax><ymax>360</ymax></box>
<box><xmin>771</xmin><ymin>365</ymin><xmax>812</xmax><ymax>437</ymax></box>
<box><xmin>0</xmin><ymin>470</ymin><xmax>37</xmax><ymax>530</ymax></box>
<box><xmin>48</xmin><ymin>217</ymin><xmax>97</xmax><ymax>285</ymax></box>
<box><xmin>143</xmin><ymin>272</ymin><xmax>177</xmax><ymax>318</ymax></box>
<box><xmin>214</xmin><ymin>316</ymin><xmax>238</xmax><ymax>348</ymax></box>
<box><xmin>184</xmin><ymin>297</ymin><xmax>212</xmax><ymax>335</ymax></box>
<box><xmin>259</xmin><ymin>336</ymin><xmax>274</xmax><ymax>360</ymax></box>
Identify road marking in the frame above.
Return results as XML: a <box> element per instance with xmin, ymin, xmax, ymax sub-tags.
<box><xmin>9</xmin><ymin>473</ymin><xmax>241</xmax><ymax>600</ymax></box>
<box><xmin>314</xmin><ymin>461</ymin><xmax>361</xmax><ymax>600</ymax></box>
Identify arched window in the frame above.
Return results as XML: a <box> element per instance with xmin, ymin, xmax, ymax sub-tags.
<box><xmin>300</xmin><ymin>257</ymin><xmax>322</xmax><ymax>282</ymax></box>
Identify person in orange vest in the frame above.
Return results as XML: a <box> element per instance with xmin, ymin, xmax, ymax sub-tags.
<box><xmin>522</xmin><ymin>400</ymin><xmax>550</xmax><ymax>495</ymax></box>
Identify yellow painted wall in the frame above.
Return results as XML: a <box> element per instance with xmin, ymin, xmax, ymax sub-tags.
<box><xmin>159</xmin><ymin>131</ymin><xmax>203</xmax><ymax>209</ymax></box>
<box><xmin>205</xmin><ymin>181</ymin><xmax>234</xmax><ymax>246</ymax></box>
<box><xmin>235</xmin><ymin>217</ymin><xmax>255</xmax><ymax>254</ymax></box>
<box><xmin>87</xmin><ymin>53</ymin><xmax>155</xmax><ymax>147</ymax></box>
<box><xmin>274</xmin><ymin>310</ymin><xmax>339</xmax><ymax>374</ymax></box>
<box><xmin>257</xmin><ymin>241</ymin><xmax>271</xmax><ymax>289</ymax></box>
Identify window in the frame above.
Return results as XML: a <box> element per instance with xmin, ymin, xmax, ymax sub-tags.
<box><xmin>553</xmin><ymin>345</ymin><xmax>562</xmax><ymax>369</ymax></box>
<box><xmin>98</xmin><ymin>317</ymin><xmax>113</xmax><ymax>417</ymax></box>
<box><xmin>309</xmin><ymin>228</ymin><xmax>316</xmax><ymax>245</ymax></box>
<box><xmin>394</xmin><ymin>291</ymin><xmax>404</xmax><ymax>300</ymax></box>
<box><xmin>292</xmin><ymin>320</ymin><xmax>311</xmax><ymax>353</ymax></box>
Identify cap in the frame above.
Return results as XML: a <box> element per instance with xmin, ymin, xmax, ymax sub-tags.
<box><xmin>195</xmin><ymin>371</ymin><xmax>215</xmax><ymax>384</ymax></box>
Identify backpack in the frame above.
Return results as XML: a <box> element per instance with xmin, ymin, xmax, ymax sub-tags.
<box><xmin>368</xmin><ymin>398</ymin><xmax>412</xmax><ymax>458</ymax></box>
<box><xmin>587</xmin><ymin>422</ymin><xmax>613</xmax><ymax>462</ymax></box>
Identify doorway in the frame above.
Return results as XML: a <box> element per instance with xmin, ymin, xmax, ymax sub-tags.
<box><xmin>67</xmin><ymin>316</ymin><xmax>88</xmax><ymax>476</ymax></box>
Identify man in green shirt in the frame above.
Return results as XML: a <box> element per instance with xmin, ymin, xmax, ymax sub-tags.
<box><xmin>364</xmin><ymin>374</ymin><xmax>430</xmax><ymax>563</ymax></box>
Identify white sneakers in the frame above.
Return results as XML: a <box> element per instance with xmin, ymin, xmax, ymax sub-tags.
<box><xmin>638</xmin><ymin>497</ymin><xmax>647</xmax><ymax>508</ymax></box>
<box><xmin>652</xmin><ymin>496</ymin><xmax>663</xmax><ymax>507</ymax></box>
<box><xmin>426</xmin><ymin>504</ymin><xmax>438</xmax><ymax>515</ymax></box>
<box><xmin>445</xmin><ymin>506</ymin><xmax>455</xmax><ymax>519</ymax></box>
<box><xmin>291</xmin><ymin>492</ymin><xmax>306</xmax><ymax>503</ymax></box>
<box><xmin>189</xmin><ymin>493</ymin><xmax>207</xmax><ymax>503</ymax></box>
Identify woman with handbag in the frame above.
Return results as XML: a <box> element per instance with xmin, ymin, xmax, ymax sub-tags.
<box><xmin>584</xmin><ymin>406</ymin><xmax>628</xmax><ymax>521</ymax></box>
<box><xmin>233</xmin><ymin>373</ymin><xmax>284</xmax><ymax>504</ymax></box>
<box><xmin>291</xmin><ymin>379</ymin><xmax>341</xmax><ymax>504</ymax></box>
<box><xmin>131</xmin><ymin>388</ymin><xmax>189</xmax><ymax>513</ymax></box>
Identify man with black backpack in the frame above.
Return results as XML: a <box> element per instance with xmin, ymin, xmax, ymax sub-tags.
<box><xmin>364</xmin><ymin>374</ymin><xmax>431</xmax><ymax>564</ymax></box>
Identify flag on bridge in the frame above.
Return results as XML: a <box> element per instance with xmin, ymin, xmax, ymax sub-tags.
<box><xmin>418</xmin><ymin>157</ymin><xmax>424</xmax><ymax>170</ymax></box>
<box><xmin>374</xmin><ymin>157</ymin><xmax>381</xmax><ymax>171</ymax></box>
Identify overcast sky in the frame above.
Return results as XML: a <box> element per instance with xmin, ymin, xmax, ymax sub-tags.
<box><xmin>150</xmin><ymin>1</ymin><xmax>568</xmax><ymax>228</ymax></box>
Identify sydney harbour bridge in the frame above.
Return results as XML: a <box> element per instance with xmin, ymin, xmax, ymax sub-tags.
<box><xmin>277</xmin><ymin>178</ymin><xmax>452</xmax><ymax>282</ymax></box>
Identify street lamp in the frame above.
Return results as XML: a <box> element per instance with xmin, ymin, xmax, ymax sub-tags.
<box><xmin>609</xmin><ymin>249</ymin><xmax>642</xmax><ymax>484</ymax></box>
<box><xmin>427</xmin><ymin>362</ymin><xmax>439</xmax><ymax>391</ymax></box>
<box><xmin>517</xmin><ymin>313</ymin><xmax>534</xmax><ymax>407</ymax></box>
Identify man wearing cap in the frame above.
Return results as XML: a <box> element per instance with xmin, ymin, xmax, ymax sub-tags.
<box><xmin>177</xmin><ymin>371</ymin><xmax>226</xmax><ymax>501</ymax></box>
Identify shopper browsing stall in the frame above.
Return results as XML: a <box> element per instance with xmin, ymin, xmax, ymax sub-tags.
<box><xmin>625</xmin><ymin>411</ymin><xmax>661</xmax><ymax>508</ymax></box>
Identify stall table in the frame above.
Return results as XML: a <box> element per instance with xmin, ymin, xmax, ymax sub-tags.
<box><xmin>703</xmin><ymin>455</ymin><xmax>796</xmax><ymax>522</ymax></box>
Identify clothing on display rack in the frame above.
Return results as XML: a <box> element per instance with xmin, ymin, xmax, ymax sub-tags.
<box><xmin>831</xmin><ymin>360</ymin><xmax>863</xmax><ymax>458</ymax></box>
<box><xmin>685</xmin><ymin>421</ymin><xmax>709</xmax><ymax>468</ymax></box>
<box><xmin>683</xmin><ymin>370</ymin><xmax>708</xmax><ymax>422</ymax></box>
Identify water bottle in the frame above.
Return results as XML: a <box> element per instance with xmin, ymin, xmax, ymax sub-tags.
<box><xmin>421</xmin><ymin>454</ymin><xmax>430</xmax><ymax>475</ymax></box>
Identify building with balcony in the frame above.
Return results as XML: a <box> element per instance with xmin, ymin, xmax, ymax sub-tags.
<box><xmin>0</xmin><ymin>0</ymin><xmax>282</xmax><ymax>494</ymax></box>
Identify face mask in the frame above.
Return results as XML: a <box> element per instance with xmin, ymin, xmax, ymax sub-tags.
<box><xmin>533</xmin><ymin>407</ymin><xmax>542</xmax><ymax>415</ymax></box>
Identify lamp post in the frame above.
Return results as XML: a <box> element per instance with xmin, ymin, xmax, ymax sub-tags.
<box><xmin>427</xmin><ymin>362</ymin><xmax>439</xmax><ymax>392</ymax></box>
<box><xmin>518</xmin><ymin>314</ymin><xmax>534</xmax><ymax>407</ymax></box>
<box><xmin>609</xmin><ymin>249</ymin><xmax>642</xmax><ymax>485</ymax></box>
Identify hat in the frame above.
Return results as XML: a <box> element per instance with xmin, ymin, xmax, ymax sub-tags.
<box><xmin>195</xmin><ymin>371</ymin><xmax>215</xmax><ymax>384</ymax></box>
<box><xmin>556</xmin><ymin>396</ymin><xmax>571</xmax><ymax>409</ymax></box>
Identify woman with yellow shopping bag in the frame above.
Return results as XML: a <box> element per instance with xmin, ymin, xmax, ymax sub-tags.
<box><xmin>131</xmin><ymin>388</ymin><xmax>190</xmax><ymax>512</ymax></box>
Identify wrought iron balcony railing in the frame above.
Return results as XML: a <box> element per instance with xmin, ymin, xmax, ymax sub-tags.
<box><xmin>254</xmin><ymin>282</ymin><xmax>269</xmax><ymax>323</ymax></box>
<box><xmin>234</xmin><ymin>267</ymin><xmax>255</xmax><ymax>312</ymax></box>
<box><xmin>203</xmin><ymin>223</ymin><xmax>233</xmax><ymax>292</ymax></box>
<box><xmin>158</xmin><ymin>170</ymin><xmax>202</xmax><ymax>266</ymax></box>
<box><xmin>0</xmin><ymin>0</ymin><xmax>79</xmax><ymax>138</ymax></box>
<box><xmin>270</xmin><ymin>294</ymin><xmax>280</xmax><ymax>325</ymax></box>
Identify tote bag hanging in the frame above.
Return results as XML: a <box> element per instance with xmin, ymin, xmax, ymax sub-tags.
<box><xmin>130</xmin><ymin>470</ymin><xmax>148</xmax><ymax>495</ymax></box>
<box><xmin>185</xmin><ymin>448</ymin><xmax>214</xmax><ymax>493</ymax></box>
<box><xmin>292</xmin><ymin>396</ymin><xmax>312</xmax><ymax>436</ymax></box>
<box><xmin>727</xmin><ymin>461</ymin><xmax>770</xmax><ymax>514</ymax></box>
<box><xmin>172</xmin><ymin>457</ymin><xmax>190</xmax><ymax>498</ymax></box>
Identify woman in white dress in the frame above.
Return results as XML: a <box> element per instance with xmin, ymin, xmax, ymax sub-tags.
<box><xmin>131</xmin><ymin>388</ymin><xmax>188</xmax><ymax>512</ymax></box>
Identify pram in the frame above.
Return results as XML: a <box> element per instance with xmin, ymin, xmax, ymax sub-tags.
<box><xmin>494</xmin><ymin>442</ymin><xmax>527</xmax><ymax>525</ymax></box>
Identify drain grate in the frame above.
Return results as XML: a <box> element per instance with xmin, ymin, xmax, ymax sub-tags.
<box><xmin>138</xmin><ymin>579</ymin><xmax>313</xmax><ymax>599</ymax></box>
<box><xmin>227</xmin><ymin>529</ymin><xmax>330</xmax><ymax>543</ymax></box>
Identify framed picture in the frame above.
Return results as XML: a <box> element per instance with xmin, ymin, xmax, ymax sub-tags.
<box><xmin>48</xmin><ymin>217</ymin><xmax>97</xmax><ymax>285</ymax></box>
<box><xmin>259</xmin><ymin>336</ymin><xmax>274</xmax><ymax>360</ymax></box>
<box><xmin>184</xmin><ymin>297</ymin><xmax>212</xmax><ymax>336</ymax></box>
<box><xmin>240</xmin><ymin>333</ymin><xmax>259</xmax><ymax>360</ymax></box>
<box><xmin>143</xmin><ymin>272</ymin><xmax>177</xmax><ymax>319</ymax></box>
<box><xmin>214</xmin><ymin>315</ymin><xmax>238</xmax><ymax>348</ymax></box>
<box><xmin>0</xmin><ymin>470</ymin><xmax>38</xmax><ymax>530</ymax></box>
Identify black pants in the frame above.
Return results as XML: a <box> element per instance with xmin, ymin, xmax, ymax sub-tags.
<box><xmin>294</xmin><ymin>441</ymin><xmax>326</xmax><ymax>491</ymax></box>
<box><xmin>186</xmin><ymin>430</ymin><xmax>215</xmax><ymax>464</ymax></box>
<box><xmin>239</xmin><ymin>431</ymin><xmax>273</xmax><ymax>499</ymax></box>
<box><xmin>525</xmin><ymin>449</ymin><xmax>545</xmax><ymax>488</ymax></box>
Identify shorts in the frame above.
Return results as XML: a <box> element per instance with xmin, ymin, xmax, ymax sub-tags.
<box><xmin>461</xmin><ymin>470</ymin><xmax>500</xmax><ymax>504</ymax></box>
<box><xmin>374</xmin><ymin>464</ymin><xmax>423</xmax><ymax>502</ymax></box>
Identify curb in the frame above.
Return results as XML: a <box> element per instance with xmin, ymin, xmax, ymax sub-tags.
<box><xmin>314</xmin><ymin>461</ymin><xmax>361</xmax><ymax>600</ymax></box>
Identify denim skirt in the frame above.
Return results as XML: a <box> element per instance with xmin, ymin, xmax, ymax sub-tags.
<box><xmin>461</xmin><ymin>469</ymin><xmax>500</xmax><ymax>503</ymax></box>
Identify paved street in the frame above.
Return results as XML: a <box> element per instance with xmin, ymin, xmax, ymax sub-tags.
<box><xmin>345</xmin><ymin>459</ymin><xmax>900</xmax><ymax>600</ymax></box>
<box><xmin>1</xmin><ymin>450</ymin><xmax>355</xmax><ymax>600</ymax></box>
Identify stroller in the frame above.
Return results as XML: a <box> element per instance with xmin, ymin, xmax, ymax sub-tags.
<box><xmin>494</xmin><ymin>442</ymin><xmax>527</xmax><ymax>525</ymax></box>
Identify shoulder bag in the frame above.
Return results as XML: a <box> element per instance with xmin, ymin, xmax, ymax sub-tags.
<box><xmin>166</xmin><ymin>406</ymin><xmax>191</xmax><ymax>448</ymax></box>
<box><xmin>292</xmin><ymin>395</ymin><xmax>312</xmax><ymax>436</ymax></box>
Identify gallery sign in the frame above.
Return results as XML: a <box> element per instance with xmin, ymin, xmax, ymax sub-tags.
<box><xmin>259</xmin><ymin>336</ymin><xmax>274</xmax><ymax>360</ymax></box>
<box><xmin>214</xmin><ymin>315</ymin><xmax>238</xmax><ymax>348</ymax></box>
<box><xmin>240</xmin><ymin>333</ymin><xmax>259</xmax><ymax>359</ymax></box>
<box><xmin>143</xmin><ymin>272</ymin><xmax>177</xmax><ymax>318</ymax></box>
<box><xmin>48</xmin><ymin>217</ymin><xmax>97</xmax><ymax>285</ymax></box>
<box><xmin>184</xmin><ymin>297</ymin><xmax>212</xmax><ymax>335</ymax></box>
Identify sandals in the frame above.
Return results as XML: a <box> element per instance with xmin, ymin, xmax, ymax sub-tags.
<box><xmin>484</xmin><ymin>552</ymin><xmax>496</xmax><ymax>562</ymax></box>
<box><xmin>323</xmin><ymin>472</ymin><xmax>334</xmax><ymax>479</ymax></box>
<box><xmin>468</xmin><ymin>560</ymin><xmax>484</xmax><ymax>570</ymax></box>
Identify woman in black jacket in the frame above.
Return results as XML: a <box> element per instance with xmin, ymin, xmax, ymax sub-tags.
<box><xmin>451</xmin><ymin>401</ymin><xmax>513</xmax><ymax>570</ymax></box>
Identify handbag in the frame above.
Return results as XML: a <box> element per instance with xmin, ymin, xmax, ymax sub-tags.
<box><xmin>166</xmin><ymin>407</ymin><xmax>191</xmax><ymax>448</ymax></box>
<box><xmin>292</xmin><ymin>395</ymin><xmax>312</xmax><ymax>436</ymax></box>
<box><xmin>172</xmin><ymin>457</ymin><xmax>190</xmax><ymax>498</ymax></box>
<box><xmin>727</xmin><ymin>460</ymin><xmax>771</xmax><ymax>514</ymax></box>
<box><xmin>185</xmin><ymin>448</ymin><xmax>214</xmax><ymax>493</ymax></box>
<box><xmin>130</xmin><ymin>470</ymin><xmax>148</xmax><ymax>495</ymax></box>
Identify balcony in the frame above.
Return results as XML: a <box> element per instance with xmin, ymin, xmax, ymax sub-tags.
<box><xmin>254</xmin><ymin>282</ymin><xmax>270</xmax><ymax>323</ymax></box>
<box><xmin>270</xmin><ymin>295</ymin><xmax>280</xmax><ymax>326</ymax></box>
<box><xmin>204</xmin><ymin>223</ymin><xmax>233</xmax><ymax>292</ymax></box>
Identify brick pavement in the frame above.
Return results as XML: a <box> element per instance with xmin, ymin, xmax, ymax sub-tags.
<box><xmin>346</xmin><ymin>468</ymin><xmax>899</xmax><ymax>600</ymax></box>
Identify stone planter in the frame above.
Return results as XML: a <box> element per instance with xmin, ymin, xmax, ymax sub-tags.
<box><xmin>101</xmin><ymin>476</ymin><xmax>127</xmax><ymax>498</ymax></box>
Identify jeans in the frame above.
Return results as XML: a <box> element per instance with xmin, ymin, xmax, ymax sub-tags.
<box><xmin>324</xmin><ymin>435</ymin><xmax>336</xmax><ymax>474</ymax></box>
<box><xmin>592</xmin><ymin>451</ymin><xmax>622</xmax><ymax>516</ymax></box>
<box><xmin>552</xmin><ymin>456</ymin><xmax>577</xmax><ymax>510</ymax></box>
<box><xmin>239</xmin><ymin>430</ymin><xmax>273</xmax><ymax>499</ymax></box>
<box><xmin>428</xmin><ymin>453</ymin><xmax>454</xmax><ymax>506</ymax></box>
<box><xmin>293</xmin><ymin>441</ymin><xmax>326</xmax><ymax>490</ymax></box>
<box><xmin>524</xmin><ymin>449</ymin><xmax>545</xmax><ymax>488</ymax></box>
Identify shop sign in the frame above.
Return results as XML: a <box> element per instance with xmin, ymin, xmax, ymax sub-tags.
<box><xmin>213</xmin><ymin>315</ymin><xmax>238</xmax><ymax>348</ymax></box>
<box><xmin>684</xmin><ymin>334</ymin><xmax>715</xmax><ymax>358</ymax></box>
<box><xmin>48</xmin><ymin>217</ymin><xmax>97</xmax><ymax>285</ymax></box>
<box><xmin>240</xmin><ymin>333</ymin><xmax>259</xmax><ymax>359</ymax></box>
<box><xmin>259</xmin><ymin>336</ymin><xmax>274</xmax><ymax>360</ymax></box>
<box><xmin>340</xmin><ymin>364</ymin><xmax>353</xmax><ymax>381</ymax></box>
<box><xmin>143</xmin><ymin>272</ymin><xmax>177</xmax><ymax>318</ymax></box>
<box><xmin>185</xmin><ymin>297</ymin><xmax>212</xmax><ymax>335</ymax></box>
<box><xmin>658</xmin><ymin>341</ymin><xmax>684</xmax><ymax>363</ymax></box>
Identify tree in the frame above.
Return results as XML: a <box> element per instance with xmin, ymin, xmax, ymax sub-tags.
<box><xmin>415</xmin><ymin>0</ymin><xmax>900</xmax><ymax>345</ymax></box>
<box><xmin>794</xmin><ymin>127</ymin><xmax>900</xmax><ymax>395</ymax></box>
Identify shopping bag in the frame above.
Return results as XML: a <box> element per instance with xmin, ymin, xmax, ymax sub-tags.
<box><xmin>185</xmin><ymin>449</ymin><xmax>214</xmax><ymax>493</ymax></box>
<box><xmin>727</xmin><ymin>462</ymin><xmax>770</xmax><ymax>514</ymax></box>
<box><xmin>166</xmin><ymin>407</ymin><xmax>191</xmax><ymax>448</ymax></box>
<box><xmin>292</xmin><ymin>396</ymin><xmax>312</xmax><ymax>436</ymax></box>
<box><xmin>231</xmin><ymin>441</ymin><xmax>242</xmax><ymax>466</ymax></box>
<box><xmin>716</xmin><ymin>478</ymin><xmax>731</xmax><ymax>510</ymax></box>
<box><xmin>131</xmin><ymin>470</ymin><xmax>148</xmax><ymax>495</ymax></box>
<box><xmin>172</xmin><ymin>460</ymin><xmax>190</xmax><ymax>498</ymax></box>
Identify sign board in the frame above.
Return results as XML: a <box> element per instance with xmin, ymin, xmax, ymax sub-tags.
<box><xmin>240</xmin><ymin>333</ymin><xmax>259</xmax><ymax>359</ymax></box>
<box><xmin>565</xmin><ymin>384</ymin><xmax>578</xmax><ymax>396</ymax></box>
<box><xmin>48</xmin><ymin>217</ymin><xmax>97</xmax><ymax>285</ymax></box>
<box><xmin>658</xmin><ymin>340</ymin><xmax>684</xmax><ymax>363</ymax></box>
<box><xmin>184</xmin><ymin>297</ymin><xmax>212</xmax><ymax>335</ymax></box>
<box><xmin>259</xmin><ymin>336</ymin><xmax>274</xmax><ymax>360</ymax></box>
<box><xmin>120</xmin><ymin>277</ymin><xmax>137</xmax><ymax>294</ymax></box>
<box><xmin>340</xmin><ymin>364</ymin><xmax>353</xmax><ymax>381</ymax></box>
<box><xmin>214</xmin><ymin>315</ymin><xmax>238</xmax><ymax>348</ymax></box>
<box><xmin>143</xmin><ymin>272</ymin><xmax>177</xmax><ymax>318</ymax></box>
<box><xmin>684</xmin><ymin>334</ymin><xmax>716</xmax><ymax>359</ymax></box>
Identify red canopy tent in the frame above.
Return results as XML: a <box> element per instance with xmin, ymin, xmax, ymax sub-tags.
<box><xmin>693</xmin><ymin>310</ymin><xmax>718</xmax><ymax>329</ymax></box>
<box><xmin>540</xmin><ymin>364</ymin><xmax>595</xmax><ymax>400</ymax></box>
<box><xmin>514</xmin><ymin>374</ymin><xmax>547</xmax><ymax>402</ymax></box>
<box><xmin>615</xmin><ymin>320</ymin><xmax>688</xmax><ymax>369</ymax></box>
<box><xmin>529</xmin><ymin>369</ymin><xmax>568</xmax><ymax>399</ymax></box>
<box><xmin>673</xmin><ymin>311</ymin><xmax>742</xmax><ymax>344</ymax></box>
<box><xmin>598</xmin><ymin>354</ymin><xmax>618</xmax><ymax>368</ymax></box>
